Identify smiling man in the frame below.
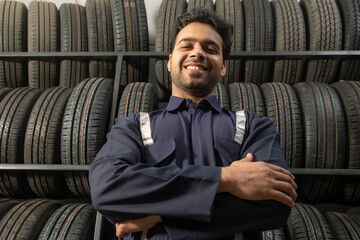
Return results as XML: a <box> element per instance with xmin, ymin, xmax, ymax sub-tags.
<box><xmin>89</xmin><ymin>8</ymin><xmax>297</xmax><ymax>240</ymax></box>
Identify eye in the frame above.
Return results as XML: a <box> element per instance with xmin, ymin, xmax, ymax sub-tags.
<box><xmin>181</xmin><ymin>45</ymin><xmax>191</xmax><ymax>49</ymax></box>
<box><xmin>206</xmin><ymin>47</ymin><xmax>218</xmax><ymax>54</ymax></box>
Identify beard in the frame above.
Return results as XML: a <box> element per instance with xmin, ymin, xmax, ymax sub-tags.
<box><xmin>171</xmin><ymin>72</ymin><xmax>218</xmax><ymax>97</ymax></box>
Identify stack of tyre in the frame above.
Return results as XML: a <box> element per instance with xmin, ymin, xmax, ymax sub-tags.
<box><xmin>0</xmin><ymin>0</ymin><xmax>148</xmax><ymax>239</ymax></box>
<box><xmin>0</xmin><ymin>0</ymin><xmax>360</xmax><ymax>239</ymax></box>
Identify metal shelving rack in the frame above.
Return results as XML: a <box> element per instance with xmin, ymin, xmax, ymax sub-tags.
<box><xmin>0</xmin><ymin>50</ymin><xmax>360</xmax><ymax>239</ymax></box>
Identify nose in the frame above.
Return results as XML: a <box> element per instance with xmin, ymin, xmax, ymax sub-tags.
<box><xmin>189</xmin><ymin>45</ymin><xmax>205</xmax><ymax>60</ymax></box>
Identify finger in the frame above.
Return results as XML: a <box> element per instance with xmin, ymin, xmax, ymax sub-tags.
<box><xmin>266</xmin><ymin>164</ymin><xmax>295</xmax><ymax>180</ymax></box>
<box><xmin>273</xmin><ymin>171</ymin><xmax>298</xmax><ymax>190</ymax></box>
<box><xmin>239</xmin><ymin>153</ymin><xmax>253</xmax><ymax>162</ymax></box>
<box><xmin>273</xmin><ymin>180</ymin><xmax>298</xmax><ymax>202</ymax></box>
<box><xmin>268</xmin><ymin>189</ymin><xmax>295</xmax><ymax>207</ymax></box>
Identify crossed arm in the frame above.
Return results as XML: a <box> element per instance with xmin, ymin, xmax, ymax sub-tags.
<box><xmin>115</xmin><ymin>153</ymin><xmax>297</xmax><ymax>237</ymax></box>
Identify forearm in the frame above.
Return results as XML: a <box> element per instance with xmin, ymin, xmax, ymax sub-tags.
<box><xmin>90</xmin><ymin>157</ymin><xmax>220</xmax><ymax>223</ymax></box>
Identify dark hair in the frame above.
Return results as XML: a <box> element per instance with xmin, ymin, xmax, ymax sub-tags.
<box><xmin>169</xmin><ymin>7</ymin><xmax>233</xmax><ymax>60</ymax></box>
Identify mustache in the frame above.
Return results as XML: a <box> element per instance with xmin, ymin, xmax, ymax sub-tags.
<box><xmin>183</xmin><ymin>59</ymin><xmax>206</xmax><ymax>65</ymax></box>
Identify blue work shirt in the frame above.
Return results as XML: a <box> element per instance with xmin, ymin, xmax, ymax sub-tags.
<box><xmin>89</xmin><ymin>96</ymin><xmax>290</xmax><ymax>240</ymax></box>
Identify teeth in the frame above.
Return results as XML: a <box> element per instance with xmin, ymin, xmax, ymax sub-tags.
<box><xmin>187</xmin><ymin>66</ymin><xmax>204</xmax><ymax>70</ymax></box>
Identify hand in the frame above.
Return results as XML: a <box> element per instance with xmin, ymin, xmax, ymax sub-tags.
<box><xmin>218</xmin><ymin>153</ymin><xmax>297</xmax><ymax>207</ymax></box>
<box><xmin>115</xmin><ymin>215</ymin><xmax>162</xmax><ymax>238</ymax></box>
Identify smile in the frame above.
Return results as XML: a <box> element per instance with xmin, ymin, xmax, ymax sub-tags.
<box><xmin>184</xmin><ymin>64</ymin><xmax>208</xmax><ymax>71</ymax></box>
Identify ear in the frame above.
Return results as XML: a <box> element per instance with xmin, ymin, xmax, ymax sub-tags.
<box><xmin>167</xmin><ymin>54</ymin><xmax>172</xmax><ymax>72</ymax></box>
<box><xmin>220</xmin><ymin>61</ymin><xmax>226</xmax><ymax>77</ymax></box>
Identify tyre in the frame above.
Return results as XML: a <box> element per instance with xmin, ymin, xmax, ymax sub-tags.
<box><xmin>0</xmin><ymin>199</ymin><xmax>60</xmax><ymax>240</ymax></box>
<box><xmin>28</xmin><ymin>1</ymin><xmax>59</xmax><ymax>89</ymax></box>
<box><xmin>0</xmin><ymin>1</ymin><xmax>27</xmax><ymax>88</ymax></box>
<box><xmin>155</xmin><ymin>0</ymin><xmax>187</xmax><ymax>98</ymax></box>
<box><xmin>332</xmin><ymin>81</ymin><xmax>360</xmax><ymax>202</ymax></box>
<box><xmin>0</xmin><ymin>87</ymin><xmax>42</xmax><ymax>197</ymax></box>
<box><xmin>24</xmin><ymin>87</ymin><xmax>72</xmax><ymax>198</ymax></box>
<box><xmin>38</xmin><ymin>203</ymin><xmax>96</xmax><ymax>240</ymax></box>
<box><xmin>215</xmin><ymin>0</ymin><xmax>244</xmax><ymax>86</ymax></box>
<box><xmin>118</xmin><ymin>82</ymin><xmax>158</xmax><ymax>117</ymax></box>
<box><xmin>294</xmin><ymin>82</ymin><xmax>346</xmax><ymax>202</ymax></box>
<box><xmin>347</xmin><ymin>206</ymin><xmax>360</xmax><ymax>222</ymax></box>
<box><xmin>324</xmin><ymin>211</ymin><xmax>360</xmax><ymax>239</ymax></box>
<box><xmin>110</xmin><ymin>0</ymin><xmax>149</xmax><ymax>86</ymax></box>
<box><xmin>271</xmin><ymin>0</ymin><xmax>306</xmax><ymax>84</ymax></box>
<box><xmin>261</xmin><ymin>228</ymin><xmax>285</xmax><ymax>240</ymax></box>
<box><xmin>336</xmin><ymin>0</ymin><xmax>360</xmax><ymax>81</ymax></box>
<box><xmin>187</xmin><ymin>0</ymin><xmax>214</xmax><ymax>11</ymax></box>
<box><xmin>0</xmin><ymin>199</ymin><xmax>19</xmax><ymax>221</ymax></box>
<box><xmin>299</xmin><ymin>0</ymin><xmax>342</xmax><ymax>83</ymax></box>
<box><xmin>229</xmin><ymin>82</ymin><xmax>265</xmax><ymax>116</ymax></box>
<box><xmin>59</xmin><ymin>3</ymin><xmax>88</xmax><ymax>88</ymax></box>
<box><xmin>261</xmin><ymin>83</ymin><xmax>302</xmax><ymax>168</ymax></box>
<box><xmin>285</xmin><ymin>203</ymin><xmax>333</xmax><ymax>239</ymax></box>
<box><xmin>61</xmin><ymin>78</ymin><xmax>113</xmax><ymax>197</ymax></box>
<box><xmin>216</xmin><ymin>83</ymin><xmax>230</xmax><ymax>109</ymax></box>
<box><xmin>243</xmin><ymin>0</ymin><xmax>273</xmax><ymax>85</ymax></box>
<box><xmin>86</xmin><ymin>0</ymin><xmax>114</xmax><ymax>78</ymax></box>
<box><xmin>0</xmin><ymin>87</ymin><xmax>12</xmax><ymax>101</ymax></box>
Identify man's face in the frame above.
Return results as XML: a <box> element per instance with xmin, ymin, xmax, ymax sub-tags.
<box><xmin>167</xmin><ymin>22</ymin><xmax>226</xmax><ymax>98</ymax></box>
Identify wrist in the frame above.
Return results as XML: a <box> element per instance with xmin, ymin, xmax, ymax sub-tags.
<box><xmin>217</xmin><ymin>167</ymin><xmax>231</xmax><ymax>193</ymax></box>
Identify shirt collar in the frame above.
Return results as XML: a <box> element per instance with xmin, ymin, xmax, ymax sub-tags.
<box><xmin>166</xmin><ymin>95</ymin><xmax>222</xmax><ymax>113</ymax></box>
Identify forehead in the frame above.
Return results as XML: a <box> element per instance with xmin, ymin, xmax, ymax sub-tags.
<box><xmin>175</xmin><ymin>22</ymin><xmax>223</xmax><ymax>47</ymax></box>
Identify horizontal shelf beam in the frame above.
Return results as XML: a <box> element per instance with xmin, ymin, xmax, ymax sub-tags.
<box><xmin>0</xmin><ymin>164</ymin><xmax>88</xmax><ymax>172</ymax></box>
<box><xmin>0</xmin><ymin>51</ymin><xmax>360</xmax><ymax>60</ymax></box>
<box><xmin>0</xmin><ymin>164</ymin><xmax>360</xmax><ymax>176</ymax></box>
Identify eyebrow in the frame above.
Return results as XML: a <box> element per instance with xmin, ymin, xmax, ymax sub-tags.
<box><xmin>177</xmin><ymin>38</ymin><xmax>221</xmax><ymax>50</ymax></box>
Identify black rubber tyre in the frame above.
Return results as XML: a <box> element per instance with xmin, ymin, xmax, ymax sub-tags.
<box><xmin>0</xmin><ymin>199</ymin><xmax>19</xmax><ymax>221</ymax></box>
<box><xmin>38</xmin><ymin>203</ymin><xmax>96</xmax><ymax>240</ymax></box>
<box><xmin>187</xmin><ymin>0</ymin><xmax>214</xmax><ymax>11</ymax></box>
<box><xmin>243</xmin><ymin>0</ymin><xmax>273</xmax><ymax>85</ymax></box>
<box><xmin>59</xmin><ymin>3</ymin><xmax>88</xmax><ymax>88</ymax></box>
<box><xmin>294</xmin><ymin>82</ymin><xmax>346</xmax><ymax>202</ymax></box>
<box><xmin>332</xmin><ymin>81</ymin><xmax>360</xmax><ymax>203</ymax></box>
<box><xmin>299</xmin><ymin>0</ymin><xmax>342</xmax><ymax>83</ymax></box>
<box><xmin>324</xmin><ymin>211</ymin><xmax>360</xmax><ymax>239</ymax></box>
<box><xmin>261</xmin><ymin>228</ymin><xmax>285</xmax><ymax>240</ymax></box>
<box><xmin>0</xmin><ymin>199</ymin><xmax>60</xmax><ymax>240</ymax></box>
<box><xmin>271</xmin><ymin>0</ymin><xmax>306</xmax><ymax>84</ymax></box>
<box><xmin>336</xmin><ymin>0</ymin><xmax>360</xmax><ymax>81</ymax></box>
<box><xmin>216</xmin><ymin>83</ymin><xmax>230</xmax><ymax>109</ymax></box>
<box><xmin>118</xmin><ymin>82</ymin><xmax>158</xmax><ymax>117</ymax></box>
<box><xmin>155</xmin><ymin>0</ymin><xmax>187</xmax><ymax>96</ymax></box>
<box><xmin>215</xmin><ymin>0</ymin><xmax>244</xmax><ymax>86</ymax></box>
<box><xmin>28</xmin><ymin>1</ymin><xmax>59</xmax><ymax>89</ymax></box>
<box><xmin>285</xmin><ymin>203</ymin><xmax>333</xmax><ymax>239</ymax></box>
<box><xmin>61</xmin><ymin>78</ymin><xmax>113</xmax><ymax>197</ymax></box>
<box><xmin>261</xmin><ymin>83</ymin><xmax>302</xmax><ymax>168</ymax></box>
<box><xmin>24</xmin><ymin>87</ymin><xmax>72</xmax><ymax>198</ymax></box>
<box><xmin>0</xmin><ymin>87</ymin><xmax>42</xmax><ymax>197</ymax></box>
<box><xmin>86</xmin><ymin>0</ymin><xmax>114</xmax><ymax>78</ymax></box>
<box><xmin>347</xmin><ymin>206</ymin><xmax>360</xmax><ymax>222</ymax></box>
<box><xmin>0</xmin><ymin>1</ymin><xmax>27</xmax><ymax>88</ymax></box>
<box><xmin>229</xmin><ymin>82</ymin><xmax>265</xmax><ymax>116</ymax></box>
<box><xmin>110</xmin><ymin>0</ymin><xmax>149</xmax><ymax>86</ymax></box>
<box><xmin>0</xmin><ymin>87</ymin><xmax>12</xmax><ymax>101</ymax></box>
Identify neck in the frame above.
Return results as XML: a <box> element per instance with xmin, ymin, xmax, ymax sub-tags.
<box><xmin>172</xmin><ymin>86</ymin><xmax>217</xmax><ymax>106</ymax></box>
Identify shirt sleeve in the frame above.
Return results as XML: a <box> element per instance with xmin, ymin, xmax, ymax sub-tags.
<box><xmin>163</xmin><ymin>194</ymin><xmax>290</xmax><ymax>240</ymax></box>
<box><xmin>89</xmin><ymin>117</ymin><xmax>221</xmax><ymax>224</ymax></box>
<box><xmin>163</xmin><ymin>112</ymin><xmax>291</xmax><ymax>239</ymax></box>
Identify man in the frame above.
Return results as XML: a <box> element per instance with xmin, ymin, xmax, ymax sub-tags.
<box><xmin>89</xmin><ymin>8</ymin><xmax>297</xmax><ymax>240</ymax></box>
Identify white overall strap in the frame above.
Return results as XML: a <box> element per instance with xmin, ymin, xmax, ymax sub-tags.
<box><xmin>139</xmin><ymin>112</ymin><xmax>153</xmax><ymax>147</ymax></box>
<box><xmin>234</xmin><ymin>110</ymin><xmax>246</xmax><ymax>145</ymax></box>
